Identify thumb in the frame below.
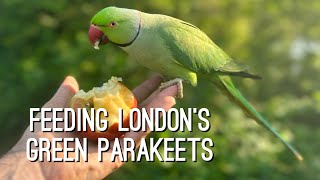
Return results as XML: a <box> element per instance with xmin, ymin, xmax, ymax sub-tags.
<box><xmin>44</xmin><ymin>76</ymin><xmax>79</xmax><ymax>108</ymax></box>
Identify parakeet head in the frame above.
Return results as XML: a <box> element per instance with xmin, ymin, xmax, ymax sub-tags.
<box><xmin>88</xmin><ymin>7</ymin><xmax>141</xmax><ymax>49</ymax></box>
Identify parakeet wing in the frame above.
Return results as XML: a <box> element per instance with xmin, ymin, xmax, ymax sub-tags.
<box><xmin>159</xmin><ymin>19</ymin><xmax>259</xmax><ymax>78</ymax></box>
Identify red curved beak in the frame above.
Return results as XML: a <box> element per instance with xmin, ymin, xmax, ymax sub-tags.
<box><xmin>88</xmin><ymin>25</ymin><xmax>109</xmax><ymax>49</ymax></box>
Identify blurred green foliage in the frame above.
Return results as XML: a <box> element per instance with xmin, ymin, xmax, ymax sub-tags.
<box><xmin>0</xmin><ymin>0</ymin><xmax>319</xmax><ymax>179</ymax></box>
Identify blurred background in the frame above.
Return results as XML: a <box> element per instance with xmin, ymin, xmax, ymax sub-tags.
<box><xmin>0</xmin><ymin>0</ymin><xmax>319</xmax><ymax>179</ymax></box>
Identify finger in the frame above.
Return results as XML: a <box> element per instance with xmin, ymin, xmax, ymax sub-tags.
<box><xmin>144</xmin><ymin>85</ymin><xmax>178</xmax><ymax>113</ymax></box>
<box><xmin>132</xmin><ymin>74</ymin><xmax>163</xmax><ymax>102</ymax></box>
<box><xmin>138</xmin><ymin>89</ymin><xmax>159</xmax><ymax>108</ymax></box>
<box><xmin>138</xmin><ymin>88</ymin><xmax>161</xmax><ymax>108</ymax></box>
<box><xmin>124</xmin><ymin>85</ymin><xmax>178</xmax><ymax>144</ymax></box>
<box><xmin>44</xmin><ymin>76</ymin><xmax>79</xmax><ymax>108</ymax></box>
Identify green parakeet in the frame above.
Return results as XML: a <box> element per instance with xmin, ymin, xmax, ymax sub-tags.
<box><xmin>88</xmin><ymin>7</ymin><xmax>303</xmax><ymax>160</ymax></box>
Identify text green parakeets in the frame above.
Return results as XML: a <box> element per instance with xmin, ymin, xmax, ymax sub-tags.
<box><xmin>88</xmin><ymin>7</ymin><xmax>303</xmax><ymax>160</ymax></box>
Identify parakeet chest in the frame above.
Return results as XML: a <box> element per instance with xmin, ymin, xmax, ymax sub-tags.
<box><xmin>119</xmin><ymin>13</ymin><xmax>198</xmax><ymax>86</ymax></box>
<box><xmin>121</xmin><ymin>29</ymin><xmax>171</xmax><ymax>73</ymax></box>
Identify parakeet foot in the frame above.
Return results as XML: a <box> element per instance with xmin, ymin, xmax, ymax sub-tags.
<box><xmin>159</xmin><ymin>78</ymin><xmax>184</xmax><ymax>98</ymax></box>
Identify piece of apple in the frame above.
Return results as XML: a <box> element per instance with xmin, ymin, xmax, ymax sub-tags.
<box><xmin>70</xmin><ymin>77</ymin><xmax>137</xmax><ymax>140</ymax></box>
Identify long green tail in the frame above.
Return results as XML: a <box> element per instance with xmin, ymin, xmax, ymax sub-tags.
<box><xmin>210</xmin><ymin>75</ymin><xmax>303</xmax><ymax>161</ymax></box>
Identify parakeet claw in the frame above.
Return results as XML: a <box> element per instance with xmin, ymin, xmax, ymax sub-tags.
<box><xmin>159</xmin><ymin>78</ymin><xmax>184</xmax><ymax>98</ymax></box>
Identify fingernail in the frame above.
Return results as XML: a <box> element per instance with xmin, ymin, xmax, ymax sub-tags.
<box><xmin>61</xmin><ymin>76</ymin><xmax>79</xmax><ymax>93</ymax></box>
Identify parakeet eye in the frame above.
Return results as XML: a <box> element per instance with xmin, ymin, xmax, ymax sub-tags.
<box><xmin>109</xmin><ymin>21</ymin><xmax>118</xmax><ymax>28</ymax></box>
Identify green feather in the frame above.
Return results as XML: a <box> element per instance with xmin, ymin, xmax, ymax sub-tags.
<box><xmin>209</xmin><ymin>75</ymin><xmax>303</xmax><ymax>161</ymax></box>
<box><xmin>159</xmin><ymin>17</ymin><xmax>259</xmax><ymax>79</ymax></box>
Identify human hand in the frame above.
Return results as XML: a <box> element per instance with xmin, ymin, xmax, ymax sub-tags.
<box><xmin>0</xmin><ymin>75</ymin><xmax>178</xmax><ymax>180</ymax></box>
